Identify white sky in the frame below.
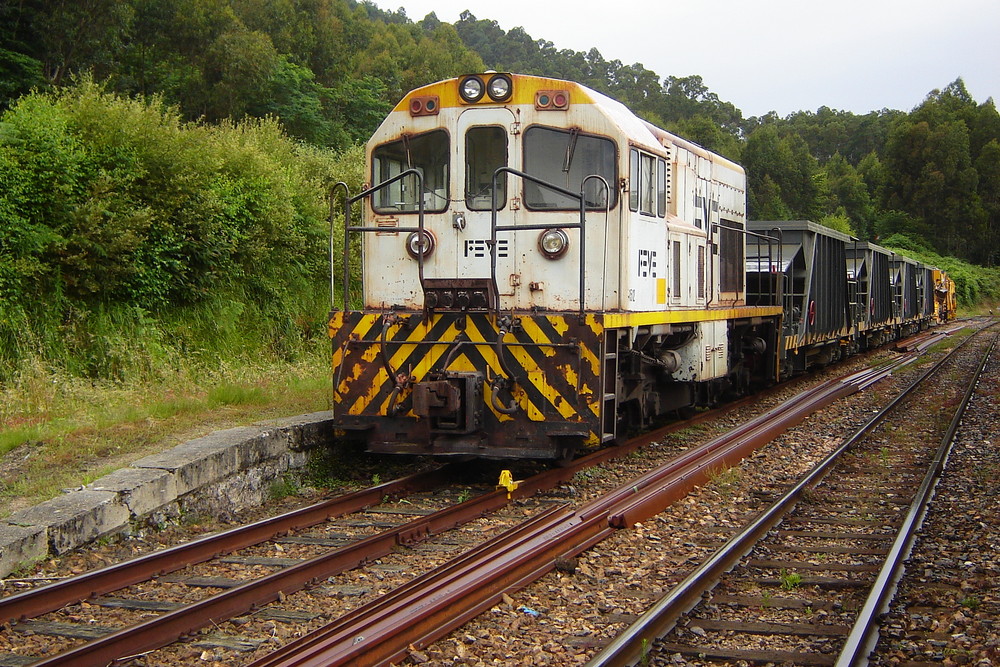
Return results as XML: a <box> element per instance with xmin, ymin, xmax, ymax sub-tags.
<box><xmin>384</xmin><ymin>0</ymin><xmax>1000</xmax><ymax>118</ymax></box>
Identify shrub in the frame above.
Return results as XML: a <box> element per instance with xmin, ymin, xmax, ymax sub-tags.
<box><xmin>0</xmin><ymin>78</ymin><xmax>360</xmax><ymax>383</ymax></box>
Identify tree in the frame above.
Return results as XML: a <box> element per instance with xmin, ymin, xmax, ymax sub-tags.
<box><xmin>883</xmin><ymin>114</ymin><xmax>981</xmax><ymax>259</ymax></box>
<box><xmin>822</xmin><ymin>153</ymin><xmax>873</xmax><ymax>238</ymax></box>
<box><xmin>0</xmin><ymin>48</ymin><xmax>45</xmax><ymax>109</ymax></box>
<box><xmin>743</xmin><ymin>125</ymin><xmax>822</xmax><ymax>221</ymax></box>
<box><xmin>670</xmin><ymin>114</ymin><xmax>741</xmax><ymax>162</ymax></box>
<box><xmin>202</xmin><ymin>28</ymin><xmax>280</xmax><ymax>119</ymax></box>
<box><xmin>818</xmin><ymin>209</ymin><xmax>855</xmax><ymax>236</ymax></box>
<box><xmin>21</xmin><ymin>0</ymin><xmax>133</xmax><ymax>85</ymax></box>
<box><xmin>974</xmin><ymin>139</ymin><xmax>1000</xmax><ymax>265</ymax></box>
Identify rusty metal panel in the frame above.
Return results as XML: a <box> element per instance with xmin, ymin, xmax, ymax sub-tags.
<box><xmin>329</xmin><ymin>310</ymin><xmax>604</xmax><ymax>459</ymax></box>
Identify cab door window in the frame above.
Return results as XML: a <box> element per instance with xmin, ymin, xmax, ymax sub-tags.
<box><xmin>465</xmin><ymin>126</ymin><xmax>507</xmax><ymax>210</ymax></box>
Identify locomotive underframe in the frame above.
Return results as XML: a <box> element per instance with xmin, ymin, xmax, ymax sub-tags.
<box><xmin>330</xmin><ymin>308</ymin><xmax>781</xmax><ymax>459</ymax></box>
<box><xmin>609</xmin><ymin>315</ymin><xmax>780</xmax><ymax>435</ymax></box>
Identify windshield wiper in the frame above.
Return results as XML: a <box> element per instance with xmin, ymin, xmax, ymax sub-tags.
<box><xmin>562</xmin><ymin>128</ymin><xmax>579</xmax><ymax>173</ymax></box>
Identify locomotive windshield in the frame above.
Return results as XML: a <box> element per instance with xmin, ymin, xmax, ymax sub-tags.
<box><xmin>465</xmin><ymin>126</ymin><xmax>507</xmax><ymax>210</ymax></box>
<box><xmin>523</xmin><ymin>126</ymin><xmax>617</xmax><ymax>210</ymax></box>
<box><xmin>372</xmin><ymin>130</ymin><xmax>449</xmax><ymax>213</ymax></box>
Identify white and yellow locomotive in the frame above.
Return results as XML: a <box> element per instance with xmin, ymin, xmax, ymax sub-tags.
<box><xmin>329</xmin><ymin>73</ymin><xmax>783</xmax><ymax>460</ymax></box>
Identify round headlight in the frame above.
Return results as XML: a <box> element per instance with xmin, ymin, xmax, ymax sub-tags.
<box><xmin>406</xmin><ymin>230</ymin><xmax>436</xmax><ymax>259</ymax></box>
<box><xmin>487</xmin><ymin>74</ymin><xmax>512</xmax><ymax>101</ymax></box>
<box><xmin>459</xmin><ymin>75</ymin><xmax>485</xmax><ymax>103</ymax></box>
<box><xmin>538</xmin><ymin>229</ymin><xmax>569</xmax><ymax>259</ymax></box>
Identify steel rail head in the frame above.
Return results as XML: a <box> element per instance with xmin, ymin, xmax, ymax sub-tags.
<box><xmin>245</xmin><ymin>504</ymin><xmax>602</xmax><ymax>667</ymax></box>
<box><xmin>586</xmin><ymin>323</ymin><xmax>988</xmax><ymax>667</ymax></box>
<box><xmin>835</xmin><ymin>329</ymin><xmax>999</xmax><ymax>667</ymax></box>
<box><xmin>0</xmin><ymin>466</ymin><xmax>454</xmax><ymax>625</ymax></box>
<box><xmin>22</xmin><ymin>486</ymin><xmax>517</xmax><ymax>667</ymax></box>
<box><xmin>26</xmin><ymin>324</ymin><xmax>978</xmax><ymax>667</ymax></box>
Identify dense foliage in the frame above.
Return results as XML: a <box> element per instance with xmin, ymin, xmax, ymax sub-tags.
<box><xmin>0</xmin><ymin>80</ymin><xmax>363</xmax><ymax>381</ymax></box>
<box><xmin>0</xmin><ymin>0</ymin><xmax>483</xmax><ymax>148</ymax></box>
<box><xmin>1</xmin><ymin>0</ymin><xmax>999</xmax><ymax>383</ymax></box>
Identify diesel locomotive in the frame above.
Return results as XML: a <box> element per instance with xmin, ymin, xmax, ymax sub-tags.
<box><xmin>327</xmin><ymin>73</ymin><xmax>954</xmax><ymax>461</ymax></box>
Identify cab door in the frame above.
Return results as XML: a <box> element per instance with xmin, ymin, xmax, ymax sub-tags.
<box><xmin>455</xmin><ymin>108</ymin><xmax>519</xmax><ymax>296</ymax></box>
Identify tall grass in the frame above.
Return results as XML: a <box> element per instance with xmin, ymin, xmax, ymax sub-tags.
<box><xmin>0</xmin><ymin>78</ymin><xmax>366</xmax><ymax>385</ymax></box>
<box><xmin>0</xmin><ymin>80</ymin><xmax>366</xmax><ymax>511</ymax></box>
<box><xmin>0</xmin><ymin>342</ymin><xmax>333</xmax><ymax>512</ymax></box>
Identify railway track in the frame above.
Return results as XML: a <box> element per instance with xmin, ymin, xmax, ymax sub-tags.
<box><xmin>0</xmin><ymin>326</ymin><xmax>971</xmax><ymax>666</ymax></box>
<box><xmin>870</xmin><ymin>330</ymin><xmax>1000</xmax><ymax>666</ymax></box>
<box><xmin>587</xmin><ymin>323</ymin><xmax>997</xmax><ymax>666</ymax></box>
<box><xmin>232</xmin><ymin>338</ymin><xmax>950</xmax><ymax>665</ymax></box>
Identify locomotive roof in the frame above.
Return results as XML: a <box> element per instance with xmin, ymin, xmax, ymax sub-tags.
<box><xmin>397</xmin><ymin>73</ymin><xmax>743</xmax><ymax>175</ymax></box>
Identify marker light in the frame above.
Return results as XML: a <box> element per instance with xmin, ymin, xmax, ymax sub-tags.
<box><xmin>538</xmin><ymin>229</ymin><xmax>569</xmax><ymax>259</ymax></box>
<box><xmin>535</xmin><ymin>90</ymin><xmax>570</xmax><ymax>110</ymax></box>
<box><xmin>409</xmin><ymin>96</ymin><xmax>440</xmax><ymax>116</ymax></box>
<box><xmin>459</xmin><ymin>76</ymin><xmax>485</xmax><ymax>103</ymax></box>
<box><xmin>406</xmin><ymin>230</ymin><xmax>436</xmax><ymax>259</ymax></box>
<box><xmin>487</xmin><ymin>74</ymin><xmax>513</xmax><ymax>101</ymax></box>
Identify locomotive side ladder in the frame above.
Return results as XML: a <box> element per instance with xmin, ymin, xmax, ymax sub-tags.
<box><xmin>601</xmin><ymin>328</ymin><xmax>623</xmax><ymax>443</ymax></box>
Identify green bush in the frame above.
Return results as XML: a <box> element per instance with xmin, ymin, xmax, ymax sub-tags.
<box><xmin>0</xmin><ymin>79</ymin><xmax>362</xmax><ymax>383</ymax></box>
<box><xmin>882</xmin><ymin>233</ymin><xmax>1000</xmax><ymax>306</ymax></box>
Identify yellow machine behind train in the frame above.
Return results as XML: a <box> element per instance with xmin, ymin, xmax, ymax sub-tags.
<box><xmin>932</xmin><ymin>268</ymin><xmax>957</xmax><ymax>323</ymax></box>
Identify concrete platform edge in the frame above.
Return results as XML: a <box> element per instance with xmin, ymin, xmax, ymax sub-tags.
<box><xmin>0</xmin><ymin>411</ymin><xmax>335</xmax><ymax>578</ymax></box>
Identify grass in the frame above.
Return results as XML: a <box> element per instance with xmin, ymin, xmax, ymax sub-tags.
<box><xmin>706</xmin><ymin>464</ymin><xmax>744</xmax><ymax>497</ymax></box>
<box><xmin>779</xmin><ymin>569</ymin><xmax>803</xmax><ymax>590</ymax></box>
<box><xmin>0</xmin><ymin>345</ymin><xmax>332</xmax><ymax>517</ymax></box>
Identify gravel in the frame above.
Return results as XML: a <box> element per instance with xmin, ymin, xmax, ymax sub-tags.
<box><xmin>7</xmin><ymin>334</ymin><xmax>998</xmax><ymax>667</ymax></box>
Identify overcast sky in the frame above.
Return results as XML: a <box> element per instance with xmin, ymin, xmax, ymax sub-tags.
<box><xmin>383</xmin><ymin>0</ymin><xmax>999</xmax><ymax>118</ymax></box>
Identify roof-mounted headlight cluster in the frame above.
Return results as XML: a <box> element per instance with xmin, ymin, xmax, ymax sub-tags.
<box><xmin>459</xmin><ymin>74</ymin><xmax>513</xmax><ymax>104</ymax></box>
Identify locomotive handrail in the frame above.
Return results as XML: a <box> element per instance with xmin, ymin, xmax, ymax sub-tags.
<box><xmin>724</xmin><ymin>222</ymin><xmax>781</xmax><ymax>306</ymax></box>
<box><xmin>329</xmin><ymin>182</ymin><xmax>349</xmax><ymax>309</ymax></box>
<box><xmin>489</xmin><ymin>167</ymin><xmax>610</xmax><ymax>321</ymax></box>
<box><xmin>743</xmin><ymin>226</ymin><xmax>782</xmax><ymax>308</ymax></box>
<box><xmin>584</xmin><ymin>174</ymin><xmax>614</xmax><ymax>312</ymax></box>
<box><xmin>767</xmin><ymin>226</ymin><xmax>791</xmax><ymax>325</ymax></box>
<box><xmin>329</xmin><ymin>169</ymin><xmax>429</xmax><ymax>310</ymax></box>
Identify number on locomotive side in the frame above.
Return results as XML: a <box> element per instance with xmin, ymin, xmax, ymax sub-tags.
<box><xmin>628</xmin><ymin>289</ymin><xmax>636</xmax><ymax>302</ymax></box>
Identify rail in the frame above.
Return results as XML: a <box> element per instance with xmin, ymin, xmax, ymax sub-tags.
<box><xmin>1</xmin><ymin>333</ymin><xmax>958</xmax><ymax>667</ymax></box>
<box><xmin>835</xmin><ymin>328</ymin><xmax>998</xmax><ymax>666</ymax></box>
<box><xmin>586</xmin><ymin>323</ymin><xmax>991</xmax><ymax>667</ymax></box>
<box><xmin>244</xmin><ymin>334</ymin><xmax>934</xmax><ymax>667</ymax></box>
<box><xmin>0</xmin><ymin>467</ymin><xmax>454</xmax><ymax>625</ymax></box>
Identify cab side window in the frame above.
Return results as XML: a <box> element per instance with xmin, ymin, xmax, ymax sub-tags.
<box><xmin>629</xmin><ymin>148</ymin><xmax>666</xmax><ymax>217</ymax></box>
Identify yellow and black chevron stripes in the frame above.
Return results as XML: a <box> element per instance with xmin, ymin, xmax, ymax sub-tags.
<box><xmin>329</xmin><ymin>310</ymin><xmax>605</xmax><ymax>456</ymax></box>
